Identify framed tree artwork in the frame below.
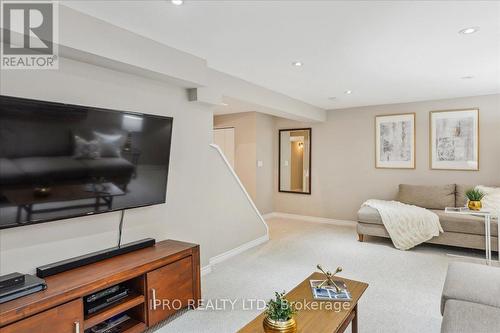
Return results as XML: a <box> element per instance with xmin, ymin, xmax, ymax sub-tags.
<box><xmin>429</xmin><ymin>109</ymin><xmax>479</xmax><ymax>171</ymax></box>
<box><xmin>375</xmin><ymin>113</ymin><xmax>415</xmax><ymax>169</ymax></box>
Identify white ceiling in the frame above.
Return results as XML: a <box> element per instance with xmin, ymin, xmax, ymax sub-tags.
<box><xmin>65</xmin><ymin>1</ymin><xmax>500</xmax><ymax>110</ymax></box>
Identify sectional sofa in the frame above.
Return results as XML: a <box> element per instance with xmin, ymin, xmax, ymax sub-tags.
<box><xmin>357</xmin><ymin>184</ymin><xmax>498</xmax><ymax>251</ymax></box>
<box><xmin>441</xmin><ymin>262</ymin><xmax>500</xmax><ymax>333</ymax></box>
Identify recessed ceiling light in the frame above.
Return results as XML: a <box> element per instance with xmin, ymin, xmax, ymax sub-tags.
<box><xmin>459</xmin><ymin>27</ymin><xmax>479</xmax><ymax>35</ymax></box>
<box><xmin>461</xmin><ymin>75</ymin><xmax>474</xmax><ymax>79</ymax></box>
<box><xmin>291</xmin><ymin>61</ymin><xmax>303</xmax><ymax>67</ymax></box>
<box><xmin>344</xmin><ymin>90</ymin><xmax>352</xmax><ymax>94</ymax></box>
<box><xmin>171</xmin><ymin>0</ymin><xmax>184</xmax><ymax>5</ymax></box>
<box><xmin>220</xmin><ymin>102</ymin><xmax>229</xmax><ymax>106</ymax></box>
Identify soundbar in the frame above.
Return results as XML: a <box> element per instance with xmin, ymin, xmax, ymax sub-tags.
<box><xmin>36</xmin><ymin>238</ymin><xmax>156</xmax><ymax>278</ymax></box>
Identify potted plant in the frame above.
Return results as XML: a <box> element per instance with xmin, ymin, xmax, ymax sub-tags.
<box><xmin>465</xmin><ymin>189</ymin><xmax>485</xmax><ymax>211</ymax></box>
<box><xmin>263</xmin><ymin>291</ymin><xmax>297</xmax><ymax>332</ymax></box>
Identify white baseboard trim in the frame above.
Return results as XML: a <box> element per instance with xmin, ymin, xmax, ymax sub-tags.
<box><xmin>201</xmin><ymin>234</ymin><xmax>269</xmax><ymax>277</ymax></box>
<box><xmin>201</xmin><ymin>265</ymin><xmax>212</xmax><ymax>276</ymax></box>
<box><xmin>209</xmin><ymin>234</ymin><xmax>269</xmax><ymax>265</ymax></box>
<box><xmin>264</xmin><ymin>212</ymin><xmax>356</xmax><ymax>227</ymax></box>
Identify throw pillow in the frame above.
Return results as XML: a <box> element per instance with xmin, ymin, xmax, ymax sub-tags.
<box><xmin>73</xmin><ymin>135</ymin><xmax>100</xmax><ymax>159</ymax></box>
<box><xmin>476</xmin><ymin>185</ymin><xmax>500</xmax><ymax>217</ymax></box>
<box><xmin>94</xmin><ymin>132</ymin><xmax>124</xmax><ymax>157</ymax></box>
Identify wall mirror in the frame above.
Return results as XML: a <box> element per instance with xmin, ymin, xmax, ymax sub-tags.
<box><xmin>279</xmin><ymin>128</ymin><xmax>311</xmax><ymax>194</ymax></box>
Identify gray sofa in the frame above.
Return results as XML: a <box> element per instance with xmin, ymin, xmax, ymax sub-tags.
<box><xmin>357</xmin><ymin>184</ymin><xmax>498</xmax><ymax>251</ymax></box>
<box><xmin>441</xmin><ymin>262</ymin><xmax>500</xmax><ymax>333</ymax></box>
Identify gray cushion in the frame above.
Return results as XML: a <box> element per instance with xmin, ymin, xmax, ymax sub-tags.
<box><xmin>432</xmin><ymin>210</ymin><xmax>497</xmax><ymax>236</ymax></box>
<box><xmin>0</xmin><ymin>158</ymin><xmax>26</xmax><ymax>185</ymax></box>
<box><xmin>73</xmin><ymin>135</ymin><xmax>101</xmax><ymax>159</ymax></box>
<box><xmin>14</xmin><ymin>156</ymin><xmax>88</xmax><ymax>181</ymax></box>
<box><xmin>441</xmin><ymin>300</ymin><xmax>500</xmax><ymax>333</ymax></box>
<box><xmin>94</xmin><ymin>132</ymin><xmax>124</xmax><ymax>157</ymax></box>
<box><xmin>357</xmin><ymin>206</ymin><xmax>383</xmax><ymax>224</ymax></box>
<box><xmin>441</xmin><ymin>262</ymin><xmax>500</xmax><ymax>315</ymax></box>
<box><xmin>357</xmin><ymin>206</ymin><xmax>496</xmax><ymax>236</ymax></box>
<box><xmin>397</xmin><ymin>184</ymin><xmax>455</xmax><ymax>209</ymax></box>
<box><xmin>456</xmin><ymin>184</ymin><xmax>474</xmax><ymax>208</ymax></box>
<box><xmin>82</xmin><ymin>158</ymin><xmax>134</xmax><ymax>178</ymax></box>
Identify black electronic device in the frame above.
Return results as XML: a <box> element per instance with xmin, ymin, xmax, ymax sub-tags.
<box><xmin>0</xmin><ymin>272</ymin><xmax>25</xmax><ymax>290</ymax></box>
<box><xmin>84</xmin><ymin>285</ymin><xmax>130</xmax><ymax>315</ymax></box>
<box><xmin>85</xmin><ymin>285</ymin><xmax>120</xmax><ymax>304</ymax></box>
<box><xmin>0</xmin><ymin>274</ymin><xmax>46</xmax><ymax>304</ymax></box>
<box><xmin>0</xmin><ymin>95</ymin><xmax>173</xmax><ymax>229</ymax></box>
<box><xmin>36</xmin><ymin>238</ymin><xmax>155</xmax><ymax>278</ymax></box>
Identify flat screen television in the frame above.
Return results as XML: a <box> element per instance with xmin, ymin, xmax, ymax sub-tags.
<box><xmin>0</xmin><ymin>95</ymin><xmax>173</xmax><ymax>229</ymax></box>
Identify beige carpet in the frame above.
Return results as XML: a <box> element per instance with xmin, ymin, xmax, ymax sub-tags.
<box><xmin>155</xmin><ymin>217</ymin><xmax>492</xmax><ymax>333</ymax></box>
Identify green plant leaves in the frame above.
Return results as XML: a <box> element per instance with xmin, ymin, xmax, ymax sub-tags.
<box><xmin>265</xmin><ymin>291</ymin><xmax>297</xmax><ymax>321</ymax></box>
<box><xmin>465</xmin><ymin>189</ymin><xmax>485</xmax><ymax>201</ymax></box>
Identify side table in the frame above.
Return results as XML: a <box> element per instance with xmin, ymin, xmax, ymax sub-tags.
<box><xmin>445</xmin><ymin>207</ymin><xmax>497</xmax><ymax>265</ymax></box>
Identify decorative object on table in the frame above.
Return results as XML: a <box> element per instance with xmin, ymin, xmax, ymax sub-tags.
<box><xmin>310</xmin><ymin>280</ymin><xmax>352</xmax><ymax>301</ymax></box>
<box><xmin>33</xmin><ymin>186</ymin><xmax>51</xmax><ymax>197</ymax></box>
<box><xmin>316</xmin><ymin>264</ymin><xmax>343</xmax><ymax>291</ymax></box>
<box><xmin>263</xmin><ymin>291</ymin><xmax>297</xmax><ymax>333</ymax></box>
<box><xmin>429</xmin><ymin>109</ymin><xmax>479</xmax><ymax>170</ymax></box>
<box><xmin>311</xmin><ymin>264</ymin><xmax>352</xmax><ymax>301</ymax></box>
<box><xmin>465</xmin><ymin>188</ymin><xmax>485</xmax><ymax>211</ymax></box>
<box><xmin>375</xmin><ymin>113</ymin><xmax>415</xmax><ymax>169</ymax></box>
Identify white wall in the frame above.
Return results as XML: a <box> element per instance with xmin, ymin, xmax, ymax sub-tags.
<box><xmin>213</xmin><ymin>112</ymin><xmax>275</xmax><ymax>215</ymax></box>
<box><xmin>255</xmin><ymin>113</ymin><xmax>275</xmax><ymax>215</ymax></box>
<box><xmin>214</xmin><ymin>113</ymin><xmax>257</xmax><ymax>201</ymax></box>
<box><xmin>0</xmin><ymin>57</ymin><xmax>267</xmax><ymax>274</ymax></box>
<box><xmin>274</xmin><ymin>94</ymin><xmax>500</xmax><ymax>220</ymax></box>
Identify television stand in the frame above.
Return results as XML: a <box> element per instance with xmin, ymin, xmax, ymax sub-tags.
<box><xmin>0</xmin><ymin>240</ymin><xmax>201</xmax><ymax>333</ymax></box>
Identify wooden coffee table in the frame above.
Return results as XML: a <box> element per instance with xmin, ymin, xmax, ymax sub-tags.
<box><xmin>238</xmin><ymin>272</ymin><xmax>368</xmax><ymax>333</ymax></box>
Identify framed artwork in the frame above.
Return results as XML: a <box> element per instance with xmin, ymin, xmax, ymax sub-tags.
<box><xmin>429</xmin><ymin>109</ymin><xmax>479</xmax><ymax>171</ymax></box>
<box><xmin>375</xmin><ymin>113</ymin><xmax>415</xmax><ymax>169</ymax></box>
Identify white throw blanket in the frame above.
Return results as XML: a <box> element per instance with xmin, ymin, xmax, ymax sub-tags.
<box><xmin>363</xmin><ymin>199</ymin><xmax>443</xmax><ymax>250</ymax></box>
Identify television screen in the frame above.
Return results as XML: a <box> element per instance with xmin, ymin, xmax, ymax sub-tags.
<box><xmin>0</xmin><ymin>95</ymin><xmax>173</xmax><ymax>229</ymax></box>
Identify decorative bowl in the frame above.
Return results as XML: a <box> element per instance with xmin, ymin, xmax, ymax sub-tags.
<box><xmin>263</xmin><ymin>316</ymin><xmax>297</xmax><ymax>332</ymax></box>
<box><xmin>468</xmin><ymin>200</ymin><xmax>482</xmax><ymax>211</ymax></box>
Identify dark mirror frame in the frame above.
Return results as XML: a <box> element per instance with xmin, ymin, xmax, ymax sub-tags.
<box><xmin>278</xmin><ymin>128</ymin><xmax>312</xmax><ymax>195</ymax></box>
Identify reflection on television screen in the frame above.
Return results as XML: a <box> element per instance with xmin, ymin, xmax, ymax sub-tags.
<box><xmin>0</xmin><ymin>95</ymin><xmax>173</xmax><ymax>229</ymax></box>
